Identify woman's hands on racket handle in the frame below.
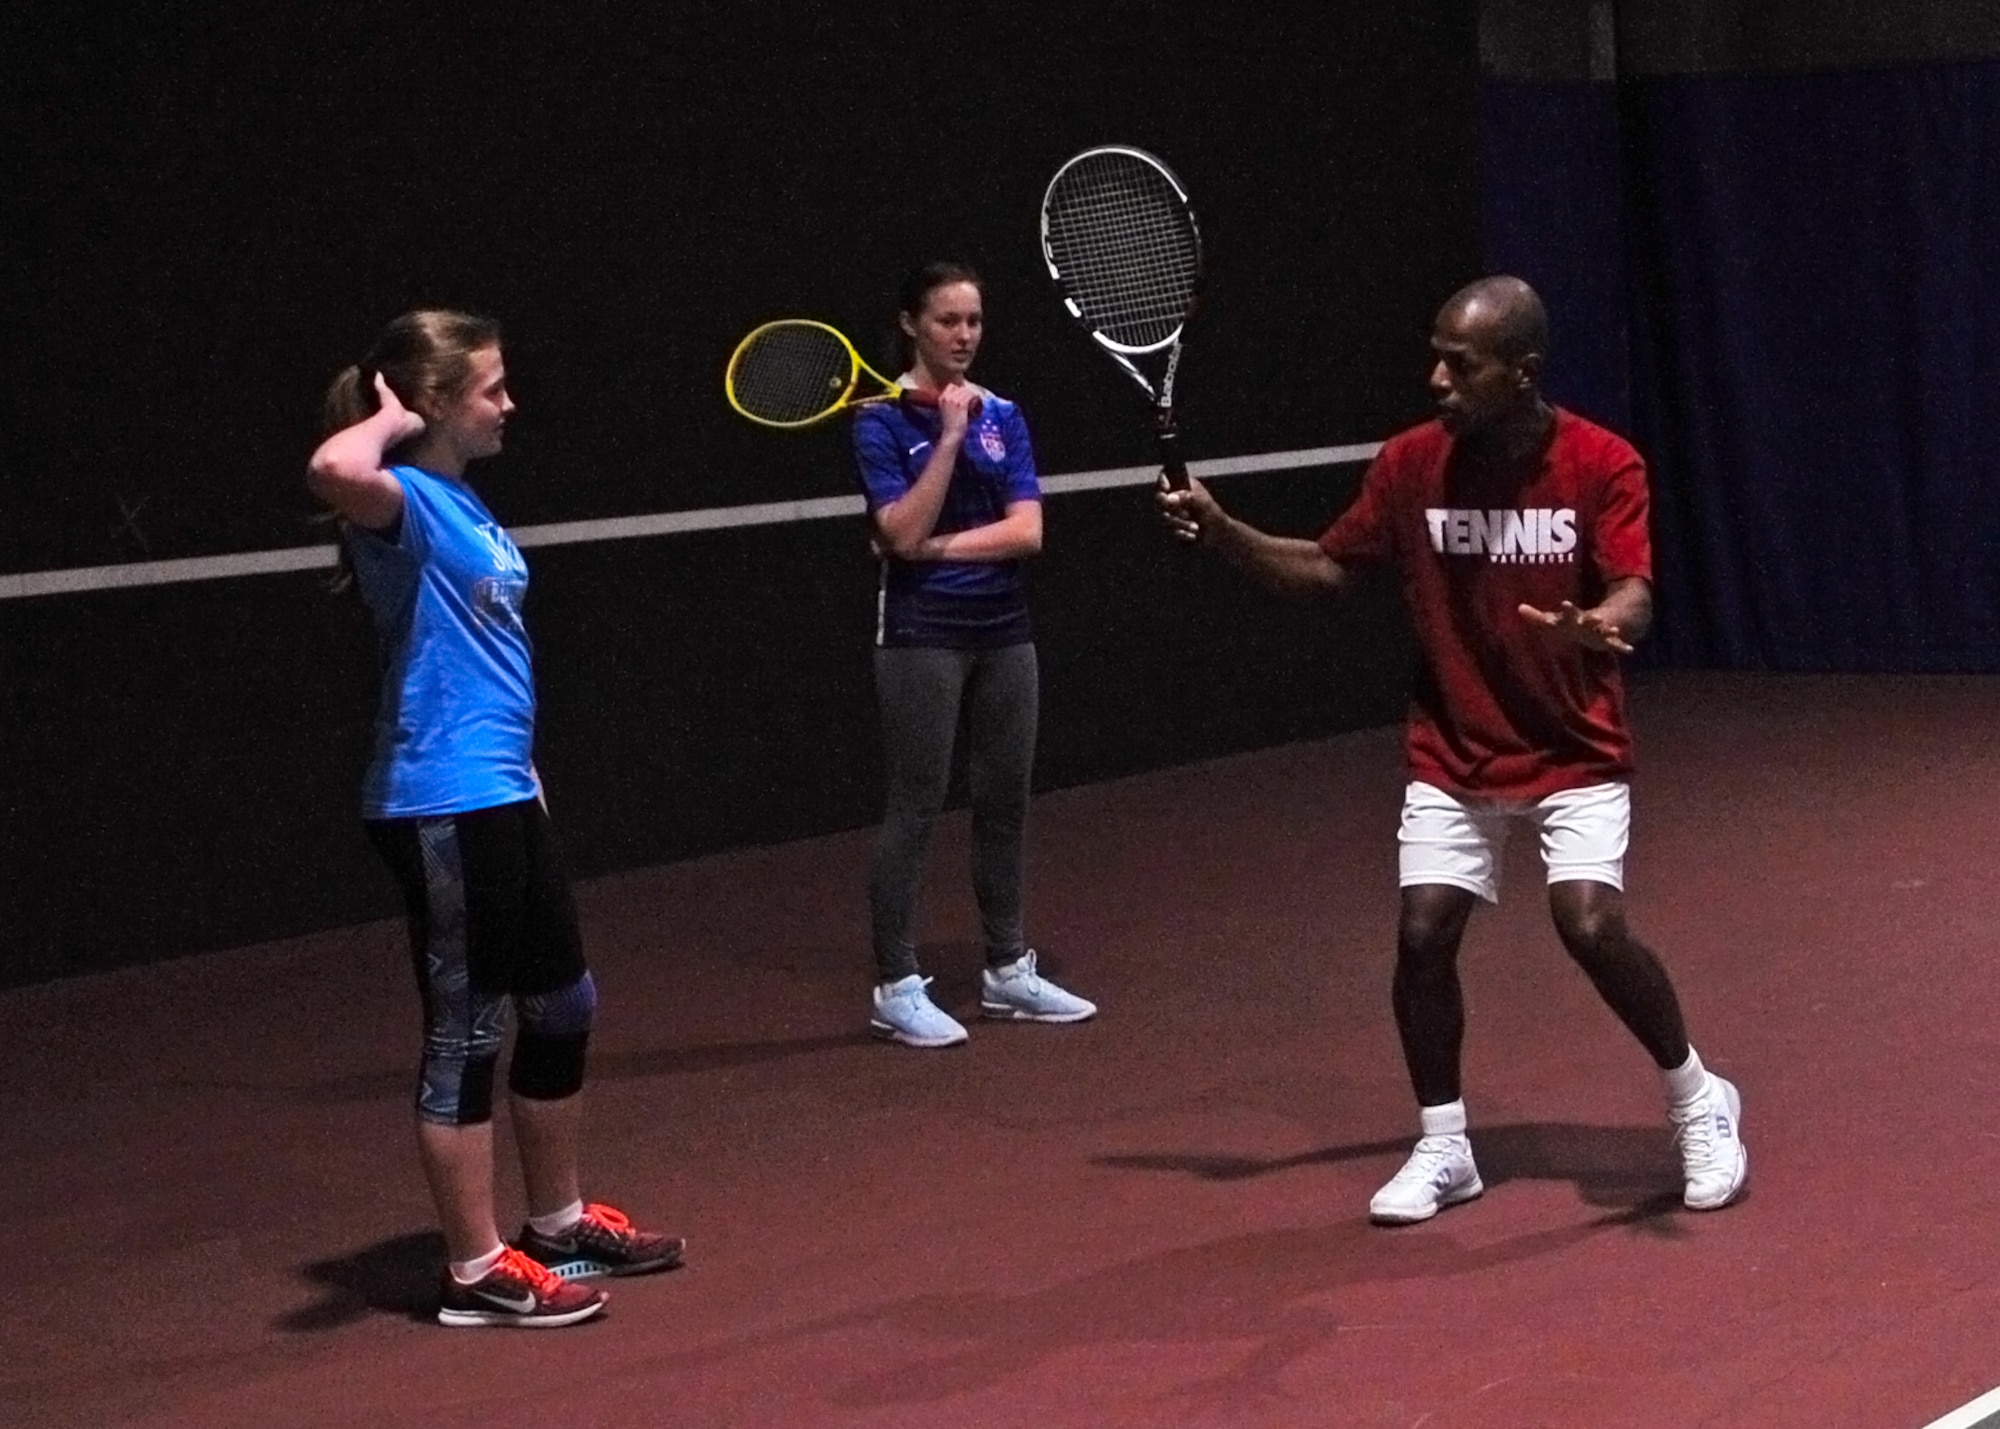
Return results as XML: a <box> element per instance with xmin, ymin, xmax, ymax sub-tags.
<box><xmin>934</xmin><ymin>381</ymin><xmax>980</xmax><ymax>442</ymax></box>
<box><xmin>870</xmin><ymin>384</ymin><xmax>978</xmax><ymax>560</ymax></box>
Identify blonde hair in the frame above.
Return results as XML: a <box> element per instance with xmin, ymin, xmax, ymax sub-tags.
<box><xmin>321</xmin><ymin>309</ymin><xmax>503</xmax><ymax>437</ymax></box>
<box><xmin>317</xmin><ymin>309</ymin><xmax>503</xmax><ymax>593</ymax></box>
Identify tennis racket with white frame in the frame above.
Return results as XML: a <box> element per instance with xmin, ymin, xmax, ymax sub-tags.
<box><xmin>1039</xmin><ymin>145</ymin><xmax>1204</xmax><ymax>489</ymax></box>
<box><xmin>726</xmin><ymin>319</ymin><xmax>969</xmax><ymax>430</ymax></box>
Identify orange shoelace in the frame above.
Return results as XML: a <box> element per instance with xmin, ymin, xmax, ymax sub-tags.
<box><xmin>580</xmin><ymin>1203</ymin><xmax>634</xmax><ymax>1236</ymax></box>
<box><xmin>496</xmin><ymin>1244</ymin><xmax>565</xmax><ymax>1295</ymax></box>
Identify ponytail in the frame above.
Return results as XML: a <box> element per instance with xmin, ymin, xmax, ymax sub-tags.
<box><xmin>320</xmin><ymin>363</ymin><xmax>378</xmax><ymax>437</ymax></box>
<box><xmin>318</xmin><ymin>309</ymin><xmax>501</xmax><ymax>441</ymax></box>
<box><xmin>313</xmin><ymin>310</ymin><xmax>503</xmax><ymax>596</ymax></box>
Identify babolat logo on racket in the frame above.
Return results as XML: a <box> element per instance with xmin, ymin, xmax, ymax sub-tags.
<box><xmin>1425</xmin><ymin>508</ymin><xmax>1578</xmax><ymax>564</ymax></box>
<box><xmin>1040</xmin><ymin>144</ymin><xmax>1202</xmax><ymax>492</ymax></box>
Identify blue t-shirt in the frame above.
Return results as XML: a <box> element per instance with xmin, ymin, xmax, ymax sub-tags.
<box><xmin>852</xmin><ymin>384</ymin><xmax>1041</xmax><ymax>648</ymax></box>
<box><xmin>347</xmin><ymin>465</ymin><xmax>539</xmax><ymax>819</ymax></box>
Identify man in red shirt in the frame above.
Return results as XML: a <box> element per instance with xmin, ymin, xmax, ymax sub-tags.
<box><xmin>1159</xmin><ymin>276</ymin><xmax>1747</xmax><ymax>1223</ymax></box>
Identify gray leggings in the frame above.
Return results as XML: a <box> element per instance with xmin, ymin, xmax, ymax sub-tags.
<box><xmin>870</xmin><ymin>642</ymin><xmax>1039</xmax><ymax>982</ymax></box>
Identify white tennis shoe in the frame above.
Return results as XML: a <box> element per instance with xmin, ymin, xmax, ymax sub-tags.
<box><xmin>1370</xmin><ymin>1134</ymin><xmax>1485</xmax><ymax>1224</ymax></box>
<box><xmin>980</xmin><ymin>950</ymin><xmax>1097</xmax><ymax>1023</ymax></box>
<box><xmin>1671</xmin><ymin>1072</ymin><xmax>1747</xmax><ymax>1210</ymax></box>
<box><xmin>870</xmin><ymin>975</ymin><xmax>969</xmax><ymax>1048</ymax></box>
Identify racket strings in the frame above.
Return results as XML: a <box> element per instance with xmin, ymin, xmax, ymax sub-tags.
<box><xmin>1045</xmin><ymin>160</ymin><xmax>1198</xmax><ymax>348</ymax></box>
<box><xmin>731</xmin><ymin>324</ymin><xmax>856</xmax><ymax>424</ymax></box>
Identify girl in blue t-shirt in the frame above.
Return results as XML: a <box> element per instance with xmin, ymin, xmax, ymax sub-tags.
<box><xmin>851</xmin><ymin>263</ymin><xmax>1099</xmax><ymax>1047</ymax></box>
<box><xmin>309</xmin><ymin>310</ymin><xmax>682</xmax><ymax>1328</ymax></box>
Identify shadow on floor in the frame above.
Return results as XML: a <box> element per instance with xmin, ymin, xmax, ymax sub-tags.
<box><xmin>278</xmin><ymin>1230</ymin><xmax>445</xmax><ymax>1332</ymax></box>
<box><xmin>1097</xmin><ymin>1119</ymin><xmax>1690</xmax><ymax>1216</ymax></box>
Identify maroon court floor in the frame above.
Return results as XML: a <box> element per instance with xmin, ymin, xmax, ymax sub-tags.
<box><xmin>7</xmin><ymin>671</ymin><xmax>2000</xmax><ymax>1428</ymax></box>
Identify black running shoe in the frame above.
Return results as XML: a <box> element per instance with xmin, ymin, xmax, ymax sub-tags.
<box><xmin>516</xmin><ymin>1202</ymin><xmax>686</xmax><ymax>1280</ymax></box>
<box><xmin>437</xmin><ymin>1246</ymin><xmax>608</xmax><ymax>1328</ymax></box>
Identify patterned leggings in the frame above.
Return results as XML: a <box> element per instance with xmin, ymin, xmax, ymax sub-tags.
<box><xmin>366</xmin><ymin>798</ymin><xmax>596</xmax><ymax>1124</ymax></box>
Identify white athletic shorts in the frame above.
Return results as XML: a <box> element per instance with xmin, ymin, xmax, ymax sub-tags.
<box><xmin>1397</xmin><ymin>779</ymin><xmax>1630</xmax><ymax>903</ymax></box>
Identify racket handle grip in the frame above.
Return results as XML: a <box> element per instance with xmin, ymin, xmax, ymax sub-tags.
<box><xmin>903</xmin><ymin>389</ymin><xmax>983</xmax><ymax>421</ymax></box>
<box><xmin>1154</xmin><ymin>419</ymin><xmax>1189</xmax><ymax>492</ymax></box>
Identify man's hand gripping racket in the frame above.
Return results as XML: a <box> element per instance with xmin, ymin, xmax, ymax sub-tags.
<box><xmin>1157</xmin><ymin>475</ymin><xmax>1223</xmax><ymax>544</ymax></box>
<box><xmin>1040</xmin><ymin>145</ymin><xmax>1203</xmax><ymax>490</ymax></box>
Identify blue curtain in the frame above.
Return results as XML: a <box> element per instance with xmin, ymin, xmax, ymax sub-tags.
<box><xmin>1480</xmin><ymin>77</ymin><xmax>1635</xmax><ymax>436</ymax></box>
<box><xmin>1484</xmin><ymin>57</ymin><xmax>2000</xmax><ymax>670</ymax></box>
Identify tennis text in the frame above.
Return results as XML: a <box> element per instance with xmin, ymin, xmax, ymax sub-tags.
<box><xmin>1425</xmin><ymin>507</ymin><xmax>1576</xmax><ymax>564</ymax></box>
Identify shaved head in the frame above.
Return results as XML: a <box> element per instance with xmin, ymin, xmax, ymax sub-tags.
<box><xmin>1439</xmin><ymin>276</ymin><xmax>1548</xmax><ymax>364</ymax></box>
<box><xmin>1428</xmin><ymin>275</ymin><xmax>1555</xmax><ymax>444</ymax></box>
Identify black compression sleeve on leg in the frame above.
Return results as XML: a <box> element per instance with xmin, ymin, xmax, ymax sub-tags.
<box><xmin>509</xmin><ymin>1029</ymin><xmax>590</xmax><ymax>1100</ymax></box>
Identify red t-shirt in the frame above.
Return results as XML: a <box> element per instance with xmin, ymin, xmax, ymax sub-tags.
<box><xmin>1317</xmin><ymin>408</ymin><xmax>1652</xmax><ymax>800</ymax></box>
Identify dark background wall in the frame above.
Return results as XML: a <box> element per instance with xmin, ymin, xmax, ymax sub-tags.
<box><xmin>1</xmin><ymin>3</ymin><xmax>1480</xmax><ymax>985</ymax></box>
<box><xmin>1479</xmin><ymin>0</ymin><xmax>2000</xmax><ymax>669</ymax></box>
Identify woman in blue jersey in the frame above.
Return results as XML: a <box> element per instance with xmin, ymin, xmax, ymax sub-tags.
<box><xmin>309</xmin><ymin>310</ymin><xmax>682</xmax><ymax>1328</ymax></box>
<box><xmin>853</xmin><ymin>263</ymin><xmax>1098</xmax><ymax>1047</ymax></box>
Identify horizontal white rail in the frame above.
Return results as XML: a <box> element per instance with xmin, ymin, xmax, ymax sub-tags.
<box><xmin>0</xmin><ymin>442</ymin><xmax>1380</xmax><ymax>601</ymax></box>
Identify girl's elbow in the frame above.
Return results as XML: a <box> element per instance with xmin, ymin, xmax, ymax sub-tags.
<box><xmin>304</xmin><ymin>458</ymin><xmax>340</xmax><ymax>501</ymax></box>
<box><xmin>307</xmin><ymin>448</ymin><xmax>368</xmax><ymax>491</ymax></box>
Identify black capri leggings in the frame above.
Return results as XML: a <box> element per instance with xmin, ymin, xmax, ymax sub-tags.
<box><xmin>366</xmin><ymin>797</ymin><xmax>595</xmax><ymax>1124</ymax></box>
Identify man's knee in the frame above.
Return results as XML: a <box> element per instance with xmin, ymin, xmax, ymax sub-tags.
<box><xmin>1397</xmin><ymin>886</ymin><xmax>1476</xmax><ymax>965</ymax></box>
<box><xmin>1550</xmin><ymin>881</ymin><xmax>1627</xmax><ymax>958</ymax></box>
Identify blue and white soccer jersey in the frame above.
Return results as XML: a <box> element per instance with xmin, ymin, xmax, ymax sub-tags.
<box><xmin>851</xmin><ymin>382</ymin><xmax>1042</xmax><ymax>648</ymax></box>
<box><xmin>348</xmin><ymin>465</ymin><xmax>540</xmax><ymax>818</ymax></box>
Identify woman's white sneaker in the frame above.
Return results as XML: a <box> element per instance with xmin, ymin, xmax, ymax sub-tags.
<box><xmin>870</xmin><ymin>975</ymin><xmax>969</xmax><ymax>1048</ymax></box>
<box><xmin>980</xmin><ymin>950</ymin><xmax>1097</xmax><ymax>1023</ymax></box>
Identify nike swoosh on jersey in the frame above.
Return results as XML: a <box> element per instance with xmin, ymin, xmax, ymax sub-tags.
<box><xmin>907</xmin><ymin>442</ymin><xmax>932</xmax><ymax>456</ymax></box>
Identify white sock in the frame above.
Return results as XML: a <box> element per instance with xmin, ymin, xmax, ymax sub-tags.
<box><xmin>449</xmin><ymin>1242</ymin><xmax>507</xmax><ymax>1285</ymax></box>
<box><xmin>1662</xmin><ymin>1047</ymin><xmax>1708</xmax><ymax>1106</ymax></box>
<box><xmin>529</xmin><ymin>1199</ymin><xmax>585</xmax><ymax>1238</ymax></box>
<box><xmin>1419</xmin><ymin>1099</ymin><xmax>1468</xmax><ymax>1139</ymax></box>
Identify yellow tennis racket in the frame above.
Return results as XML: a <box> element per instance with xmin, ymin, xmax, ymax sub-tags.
<box><xmin>725</xmin><ymin>320</ymin><xmax>914</xmax><ymax>429</ymax></box>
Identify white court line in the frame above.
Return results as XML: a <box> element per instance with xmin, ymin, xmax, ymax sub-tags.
<box><xmin>0</xmin><ymin>441</ymin><xmax>1380</xmax><ymax>601</ymax></box>
<box><xmin>1922</xmin><ymin>1386</ymin><xmax>2000</xmax><ymax>1429</ymax></box>
<box><xmin>0</xmin><ymin>544</ymin><xmax>341</xmax><ymax>600</ymax></box>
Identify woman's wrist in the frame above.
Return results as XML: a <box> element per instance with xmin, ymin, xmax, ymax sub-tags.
<box><xmin>370</xmin><ymin>405</ymin><xmax>424</xmax><ymax>446</ymax></box>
